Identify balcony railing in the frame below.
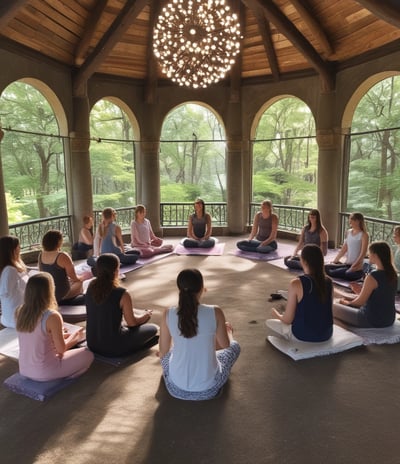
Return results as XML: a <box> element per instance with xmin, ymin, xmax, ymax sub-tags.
<box><xmin>9</xmin><ymin>215</ymin><xmax>72</xmax><ymax>251</ymax></box>
<box><xmin>8</xmin><ymin>205</ymin><xmax>400</xmax><ymax>252</ymax></box>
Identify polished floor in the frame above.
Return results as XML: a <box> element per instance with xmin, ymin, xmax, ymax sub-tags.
<box><xmin>1</xmin><ymin>236</ymin><xmax>399</xmax><ymax>464</ymax></box>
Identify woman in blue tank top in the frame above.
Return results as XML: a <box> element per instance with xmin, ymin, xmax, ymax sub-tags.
<box><xmin>266</xmin><ymin>244</ymin><xmax>333</xmax><ymax>342</ymax></box>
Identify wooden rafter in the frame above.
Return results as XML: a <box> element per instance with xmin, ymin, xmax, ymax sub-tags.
<box><xmin>74</xmin><ymin>0</ymin><xmax>108</xmax><ymax>66</ymax></box>
<box><xmin>73</xmin><ymin>0</ymin><xmax>150</xmax><ymax>96</ymax></box>
<box><xmin>248</xmin><ymin>0</ymin><xmax>281</xmax><ymax>81</ymax></box>
<box><xmin>0</xmin><ymin>0</ymin><xmax>29</xmax><ymax>29</ymax></box>
<box><xmin>144</xmin><ymin>2</ymin><xmax>162</xmax><ymax>103</ymax></box>
<box><xmin>253</xmin><ymin>0</ymin><xmax>334</xmax><ymax>91</ymax></box>
<box><xmin>355</xmin><ymin>0</ymin><xmax>400</xmax><ymax>29</ymax></box>
<box><xmin>289</xmin><ymin>0</ymin><xmax>334</xmax><ymax>57</ymax></box>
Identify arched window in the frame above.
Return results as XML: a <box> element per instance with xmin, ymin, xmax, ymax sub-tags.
<box><xmin>89</xmin><ymin>99</ymin><xmax>136</xmax><ymax>210</ymax></box>
<box><xmin>160</xmin><ymin>103</ymin><xmax>226</xmax><ymax>202</ymax></box>
<box><xmin>347</xmin><ymin>76</ymin><xmax>400</xmax><ymax>220</ymax></box>
<box><xmin>0</xmin><ymin>81</ymin><xmax>66</xmax><ymax>221</ymax></box>
<box><xmin>252</xmin><ymin>97</ymin><xmax>317</xmax><ymax>206</ymax></box>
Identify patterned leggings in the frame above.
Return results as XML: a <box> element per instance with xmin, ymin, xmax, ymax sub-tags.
<box><xmin>161</xmin><ymin>341</ymin><xmax>241</xmax><ymax>401</ymax></box>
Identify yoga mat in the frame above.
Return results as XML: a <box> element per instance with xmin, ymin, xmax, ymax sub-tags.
<box><xmin>350</xmin><ymin>319</ymin><xmax>400</xmax><ymax>345</ymax></box>
<box><xmin>136</xmin><ymin>252</ymin><xmax>174</xmax><ymax>265</ymax></box>
<box><xmin>174</xmin><ymin>243</ymin><xmax>225</xmax><ymax>256</ymax></box>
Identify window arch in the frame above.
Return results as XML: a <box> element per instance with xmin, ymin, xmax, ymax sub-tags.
<box><xmin>0</xmin><ymin>79</ymin><xmax>67</xmax><ymax>221</ymax></box>
<box><xmin>345</xmin><ymin>74</ymin><xmax>400</xmax><ymax>219</ymax></box>
<box><xmin>252</xmin><ymin>96</ymin><xmax>317</xmax><ymax>206</ymax></box>
<box><xmin>159</xmin><ymin>102</ymin><xmax>226</xmax><ymax>202</ymax></box>
<box><xmin>89</xmin><ymin>98</ymin><xmax>137</xmax><ymax>209</ymax></box>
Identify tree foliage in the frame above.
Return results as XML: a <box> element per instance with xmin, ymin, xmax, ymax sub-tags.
<box><xmin>89</xmin><ymin>99</ymin><xmax>135</xmax><ymax>209</ymax></box>
<box><xmin>160</xmin><ymin>104</ymin><xmax>226</xmax><ymax>202</ymax></box>
<box><xmin>348</xmin><ymin>76</ymin><xmax>400</xmax><ymax>219</ymax></box>
<box><xmin>0</xmin><ymin>81</ymin><xmax>65</xmax><ymax>220</ymax></box>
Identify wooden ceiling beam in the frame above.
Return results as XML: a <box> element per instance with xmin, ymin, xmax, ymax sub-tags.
<box><xmin>253</xmin><ymin>0</ymin><xmax>334</xmax><ymax>91</ymax></box>
<box><xmin>74</xmin><ymin>0</ymin><xmax>108</xmax><ymax>66</ymax></box>
<box><xmin>73</xmin><ymin>0</ymin><xmax>149</xmax><ymax>96</ymax></box>
<box><xmin>144</xmin><ymin>2</ymin><xmax>162</xmax><ymax>103</ymax></box>
<box><xmin>0</xmin><ymin>0</ymin><xmax>30</xmax><ymax>29</ymax></box>
<box><xmin>289</xmin><ymin>0</ymin><xmax>334</xmax><ymax>57</ymax></box>
<box><xmin>355</xmin><ymin>0</ymin><xmax>400</xmax><ymax>29</ymax></box>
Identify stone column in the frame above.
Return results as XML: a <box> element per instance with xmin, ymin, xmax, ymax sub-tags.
<box><xmin>68</xmin><ymin>95</ymin><xmax>93</xmax><ymax>241</ymax></box>
<box><xmin>139</xmin><ymin>140</ymin><xmax>161</xmax><ymax>234</ymax></box>
<box><xmin>316</xmin><ymin>91</ymin><xmax>342</xmax><ymax>247</ymax></box>
<box><xmin>226</xmin><ymin>138</ymin><xmax>245</xmax><ymax>234</ymax></box>
<box><xmin>0</xmin><ymin>127</ymin><xmax>9</xmax><ymax>236</ymax></box>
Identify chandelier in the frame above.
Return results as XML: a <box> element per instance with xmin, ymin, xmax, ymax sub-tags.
<box><xmin>153</xmin><ymin>0</ymin><xmax>241</xmax><ymax>89</ymax></box>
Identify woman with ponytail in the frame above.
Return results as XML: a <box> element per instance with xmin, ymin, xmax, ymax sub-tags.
<box><xmin>159</xmin><ymin>268</ymin><xmax>240</xmax><ymax>400</ymax></box>
<box><xmin>85</xmin><ymin>253</ymin><xmax>158</xmax><ymax>356</ymax></box>
<box><xmin>333</xmin><ymin>241</ymin><xmax>397</xmax><ymax>328</ymax></box>
<box><xmin>266</xmin><ymin>244</ymin><xmax>333</xmax><ymax>342</ymax></box>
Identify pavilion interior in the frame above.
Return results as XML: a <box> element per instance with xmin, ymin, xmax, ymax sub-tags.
<box><xmin>1</xmin><ymin>1</ymin><xmax>400</xmax><ymax>463</ymax></box>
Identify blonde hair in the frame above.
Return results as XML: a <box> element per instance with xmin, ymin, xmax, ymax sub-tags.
<box><xmin>16</xmin><ymin>272</ymin><xmax>57</xmax><ymax>332</ymax></box>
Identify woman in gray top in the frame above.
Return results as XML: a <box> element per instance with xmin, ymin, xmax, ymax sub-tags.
<box><xmin>236</xmin><ymin>199</ymin><xmax>278</xmax><ymax>253</ymax></box>
<box><xmin>284</xmin><ymin>209</ymin><xmax>328</xmax><ymax>270</ymax></box>
<box><xmin>183</xmin><ymin>198</ymin><xmax>215</xmax><ymax>248</ymax></box>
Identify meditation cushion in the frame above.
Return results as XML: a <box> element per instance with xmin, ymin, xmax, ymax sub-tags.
<box><xmin>4</xmin><ymin>373</ymin><xmax>76</xmax><ymax>401</ymax></box>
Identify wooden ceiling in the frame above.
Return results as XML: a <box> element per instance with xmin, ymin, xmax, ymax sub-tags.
<box><xmin>1</xmin><ymin>0</ymin><xmax>400</xmax><ymax>93</ymax></box>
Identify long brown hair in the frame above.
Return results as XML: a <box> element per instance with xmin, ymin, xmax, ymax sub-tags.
<box><xmin>88</xmin><ymin>253</ymin><xmax>120</xmax><ymax>304</ymax></box>
<box><xmin>369</xmin><ymin>241</ymin><xmax>397</xmax><ymax>284</ymax></box>
<box><xmin>176</xmin><ymin>268</ymin><xmax>203</xmax><ymax>338</ymax></box>
<box><xmin>301</xmin><ymin>244</ymin><xmax>331</xmax><ymax>302</ymax></box>
<box><xmin>16</xmin><ymin>272</ymin><xmax>57</xmax><ymax>332</ymax></box>
<box><xmin>0</xmin><ymin>235</ymin><xmax>26</xmax><ymax>275</ymax></box>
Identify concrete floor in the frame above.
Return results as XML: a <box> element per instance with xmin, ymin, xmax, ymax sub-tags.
<box><xmin>1</xmin><ymin>236</ymin><xmax>400</xmax><ymax>464</ymax></box>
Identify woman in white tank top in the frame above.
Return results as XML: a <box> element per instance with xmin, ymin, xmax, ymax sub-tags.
<box><xmin>325</xmin><ymin>212</ymin><xmax>369</xmax><ymax>281</ymax></box>
<box><xmin>159</xmin><ymin>269</ymin><xmax>240</xmax><ymax>400</ymax></box>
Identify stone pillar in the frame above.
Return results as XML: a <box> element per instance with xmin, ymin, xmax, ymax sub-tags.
<box><xmin>140</xmin><ymin>140</ymin><xmax>161</xmax><ymax>234</ymax></box>
<box><xmin>0</xmin><ymin>127</ymin><xmax>9</xmax><ymax>236</ymax></box>
<box><xmin>226</xmin><ymin>138</ymin><xmax>245</xmax><ymax>234</ymax></box>
<box><xmin>68</xmin><ymin>95</ymin><xmax>93</xmax><ymax>241</ymax></box>
<box><xmin>316</xmin><ymin>91</ymin><xmax>342</xmax><ymax>247</ymax></box>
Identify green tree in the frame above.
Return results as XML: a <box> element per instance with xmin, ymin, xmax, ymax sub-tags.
<box><xmin>160</xmin><ymin>104</ymin><xmax>226</xmax><ymax>202</ymax></box>
<box><xmin>348</xmin><ymin>76</ymin><xmax>400</xmax><ymax>219</ymax></box>
<box><xmin>253</xmin><ymin>97</ymin><xmax>317</xmax><ymax>206</ymax></box>
<box><xmin>0</xmin><ymin>82</ymin><xmax>65</xmax><ymax>219</ymax></box>
<box><xmin>89</xmin><ymin>99</ymin><xmax>135</xmax><ymax>209</ymax></box>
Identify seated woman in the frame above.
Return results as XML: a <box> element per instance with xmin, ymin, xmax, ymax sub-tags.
<box><xmin>182</xmin><ymin>198</ymin><xmax>216</xmax><ymax>248</ymax></box>
<box><xmin>333</xmin><ymin>241</ymin><xmax>397</xmax><ymax>328</ymax></box>
<box><xmin>72</xmin><ymin>215</ymin><xmax>94</xmax><ymax>258</ymax></box>
<box><xmin>236</xmin><ymin>199</ymin><xmax>278</xmax><ymax>254</ymax></box>
<box><xmin>97</xmin><ymin>207</ymin><xmax>140</xmax><ymax>265</ymax></box>
<box><xmin>325</xmin><ymin>212</ymin><xmax>369</xmax><ymax>281</ymax></box>
<box><xmin>159</xmin><ymin>268</ymin><xmax>241</xmax><ymax>401</ymax></box>
<box><xmin>130</xmin><ymin>205</ymin><xmax>173</xmax><ymax>258</ymax></box>
<box><xmin>16</xmin><ymin>272</ymin><xmax>94</xmax><ymax>381</ymax></box>
<box><xmin>284</xmin><ymin>209</ymin><xmax>328</xmax><ymax>270</ymax></box>
<box><xmin>85</xmin><ymin>253</ymin><xmax>159</xmax><ymax>357</ymax></box>
<box><xmin>393</xmin><ymin>225</ymin><xmax>400</xmax><ymax>292</ymax></box>
<box><xmin>0</xmin><ymin>235</ymin><xmax>30</xmax><ymax>328</ymax></box>
<box><xmin>38</xmin><ymin>230</ymin><xmax>85</xmax><ymax>305</ymax></box>
<box><xmin>266</xmin><ymin>244</ymin><xmax>333</xmax><ymax>342</ymax></box>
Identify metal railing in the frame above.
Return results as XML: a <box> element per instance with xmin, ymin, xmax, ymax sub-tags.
<box><xmin>160</xmin><ymin>202</ymin><xmax>227</xmax><ymax>227</ymax></box>
<box><xmin>9</xmin><ymin>215</ymin><xmax>72</xmax><ymax>251</ymax></box>
<box><xmin>339</xmin><ymin>212</ymin><xmax>399</xmax><ymax>247</ymax></box>
<box><xmin>8</xmin><ymin>205</ymin><xmax>400</xmax><ymax>252</ymax></box>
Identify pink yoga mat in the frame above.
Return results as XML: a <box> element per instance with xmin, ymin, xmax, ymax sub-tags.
<box><xmin>174</xmin><ymin>243</ymin><xmax>225</xmax><ymax>256</ymax></box>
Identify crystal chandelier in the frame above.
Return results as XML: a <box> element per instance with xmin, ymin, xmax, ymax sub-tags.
<box><xmin>153</xmin><ymin>0</ymin><xmax>241</xmax><ymax>89</ymax></box>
